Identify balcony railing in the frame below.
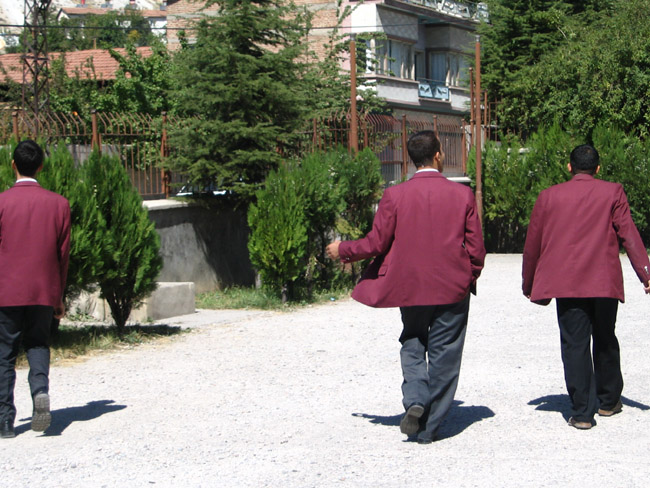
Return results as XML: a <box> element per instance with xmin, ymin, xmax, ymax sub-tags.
<box><xmin>417</xmin><ymin>79</ymin><xmax>450</xmax><ymax>101</ymax></box>
<box><xmin>399</xmin><ymin>0</ymin><xmax>489</xmax><ymax>22</ymax></box>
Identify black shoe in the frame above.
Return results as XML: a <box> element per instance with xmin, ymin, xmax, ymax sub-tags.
<box><xmin>0</xmin><ymin>419</ymin><xmax>15</xmax><ymax>439</ymax></box>
<box><xmin>32</xmin><ymin>392</ymin><xmax>51</xmax><ymax>432</ymax></box>
<box><xmin>400</xmin><ymin>404</ymin><xmax>425</xmax><ymax>436</ymax></box>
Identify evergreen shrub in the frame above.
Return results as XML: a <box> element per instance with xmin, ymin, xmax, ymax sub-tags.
<box><xmin>82</xmin><ymin>151</ymin><xmax>162</xmax><ymax>333</ymax></box>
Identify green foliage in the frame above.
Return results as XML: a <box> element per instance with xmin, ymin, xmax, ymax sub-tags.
<box><xmin>168</xmin><ymin>0</ymin><xmax>313</xmax><ymax>201</ymax></box>
<box><xmin>593</xmin><ymin>124</ymin><xmax>650</xmax><ymax>243</ymax></box>
<box><xmin>468</xmin><ymin>122</ymin><xmax>575</xmax><ymax>251</ymax></box>
<box><xmin>82</xmin><ymin>151</ymin><xmax>162</xmax><ymax>333</ymax></box>
<box><xmin>49</xmin><ymin>41</ymin><xmax>172</xmax><ymax>116</ymax></box>
<box><xmin>247</xmin><ymin>163</ymin><xmax>309</xmax><ymax>302</ymax></box>
<box><xmin>7</xmin><ymin>10</ymin><xmax>159</xmax><ymax>54</ymax></box>
<box><xmin>247</xmin><ymin>148</ymin><xmax>383</xmax><ymax>301</ymax></box>
<box><xmin>38</xmin><ymin>144</ymin><xmax>106</xmax><ymax>301</ymax></box>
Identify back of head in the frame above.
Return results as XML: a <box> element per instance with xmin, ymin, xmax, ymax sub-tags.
<box><xmin>13</xmin><ymin>140</ymin><xmax>44</xmax><ymax>177</ymax></box>
<box><xmin>407</xmin><ymin>131</ymin><xmax>441</xmax><ymax>167</ymax></box>
<box><xmin>570</xmin><ymin>144</ymin><xmax>599</xmax><ymax>174</ymax></box>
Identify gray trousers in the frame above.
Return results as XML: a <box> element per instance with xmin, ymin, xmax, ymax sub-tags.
<box><xmin>0</xmin><ymin>306</ymin><xmax>53</xmax><ymax>424</ymax></box>
<box><xmin>399</xmin><ymin>294</ymin><xmax>470</xmax><ymax>442</ymax></box>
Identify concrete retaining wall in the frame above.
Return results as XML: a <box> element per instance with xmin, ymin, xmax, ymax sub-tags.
<box><xmin>144</xmin><ymin>199</ymin><xmax>256</xmax><ymax>294</ymax></box>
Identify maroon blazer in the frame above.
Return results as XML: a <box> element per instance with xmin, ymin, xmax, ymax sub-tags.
<box><xmin>522</xmin><ymin>174</ymin><xmax>650</xmax><ymax>303</ymax></box>
<box><xmin>339</xmin><ymin>171</ymin><xmax>486</xmax><ymax>308</ymax></box>
<box><xmin>0</xmin><ymin>181</ymin><xmax>71</xmax><ymax>308</ymax></box>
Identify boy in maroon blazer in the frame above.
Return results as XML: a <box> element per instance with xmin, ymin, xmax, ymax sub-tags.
<box><xmin>0</xmin><ymin>140</ymin><xmax>71</xmax><ymax>438</ymax></box>
<box><xmin>523</xmin><ymin>144</ymin><xmax>650</xmax><ymax>430</ymax></box>
<box><xmin>326</xmin><ymin>131</ymin><xmax>485</xmax><ymax>444</ymax></box>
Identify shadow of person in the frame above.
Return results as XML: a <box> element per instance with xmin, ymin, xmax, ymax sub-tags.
<box><xmin>528</xmin><ymin>394</ymin><xmax>650</xmax><ymax>421</ymax></box>
<box><xmin>352</xmin><ymin>400</ymin><xmax>495</xmax><ymax>441</ymax></box>
<box><xmin>15</xmin><ymin>400</ymin><xmax>127</xmax><ymax>436</ymax></box>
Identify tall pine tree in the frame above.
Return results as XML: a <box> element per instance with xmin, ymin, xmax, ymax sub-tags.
<box><xmin>168</xmin><ymin>0</ymin><xmax>313</xmax><ymax>201</ymax></box>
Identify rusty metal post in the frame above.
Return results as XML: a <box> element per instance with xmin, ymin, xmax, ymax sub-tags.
<box><xmin>91</xmin><ymin>109</ymin><xmax>100</xmax><ymax>154</ymax></box>
<box><xmin>161</xmin><ymin>111</ymin><xmax>170</xmax><ymax>198</ymax></box>
<box><xmin>349</xmin><ymin>39</ymin><xmax>359</xmax><ymax>154</ymax></box>
<box><xmin>469</xmin><ymin>67</ymin><xmax>475</xmax><ymax>146</ymax></box>
<box><xmin>461</xmin><ymin>120</ymin><xmax>467</xmax><ymax>174</ymax></box>
<box><xmin>12</xmin><ymin>111</ymin><xmax>19</xmax><ymax>140</ymax></box>
<box><xmin>474</xmin><ymin>36</ymin><xmax>483</xmax><ymax>223</ymax></box>
<box><xmin>401</xmin><ymin>114</ymin><xmax>408</xmax><ymax>179</ymax></box>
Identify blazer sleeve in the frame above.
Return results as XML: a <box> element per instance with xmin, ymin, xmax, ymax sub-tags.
<box><xmin>339</xmin><ymin>189</ymin><xmax>396</xmax><ymax>263</ymax></box>
<box><xmin>465</xmin><ymin>193</ymin><xmax>486</xmax><ymax>283</ymax></box>
<box><xmin>522</xmin><ymin>192</ymin><xmax>544</xmax><ymax>296</ymax></box>
<box><xmin>612</xmin><ymin>185</ymin><xmax>650</xmax><ymax>285</ymax></box>
<box><xmin>58</xmin><ymin>200</ymin><xmax>72</xmax><ymax>297</ymax></box>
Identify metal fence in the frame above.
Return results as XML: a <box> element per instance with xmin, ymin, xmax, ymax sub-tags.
<box><xmin>1</xmin><ymin>110</ymin><xmax>469</xmax><ymax>199</ymax></box>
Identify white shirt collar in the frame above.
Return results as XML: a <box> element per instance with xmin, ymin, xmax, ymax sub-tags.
<box><xmin>16</xmin><ymin>178</ymin><xmax>38</xmax><ymax>183</ymax></box>
<box><xmin>415</xmin><ymin>168</ymin><xmax>439</xmax><ymax>173</ymax></box>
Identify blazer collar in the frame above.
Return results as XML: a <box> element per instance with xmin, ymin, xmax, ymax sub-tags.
<box><xmin>13</xmin><ymin>180</ymin><xmax>41</xmax><ymax>188</ymax></box>
<box><xmin>571</xmin><ymin>173</ymin><xmax>596</xmax><ymax>182</ymax></box>
<box><xmin>411</xmin><ymin>171</ymin><xmax>445</xmax><ymax>180</ymax></box>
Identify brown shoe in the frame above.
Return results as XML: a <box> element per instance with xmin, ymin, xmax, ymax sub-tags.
<box><xmin>598</xmin><ymin>400</ymin><xmax>622</xmax><ymax>417</ymax></box>
<box><xmin>568</xmin><ymin>417</ymin><xmax>592</xmax><ymax>430</ymax></box>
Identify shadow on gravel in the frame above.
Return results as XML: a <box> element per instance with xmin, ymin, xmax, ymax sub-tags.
<box><xmin>15</xmin><ymin>400</ymin><xmax>127</xmax><ymax>437</ymax></box>
<box><xmin>529</xmin><ymin>393</ymin><xmax>650</xmax><ymax>421</ymax></box>
<box><xmin>352</xmin><ymin>400</ymin><xmax>495</xmax><ymax>441</ymax></box>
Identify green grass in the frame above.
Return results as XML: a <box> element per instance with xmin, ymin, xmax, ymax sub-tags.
<box><xmin>196</xmin><ymin>286</ymin><xmax>351</xmax><ymax>310</ymax></box>
<box><xmin>16</xmin><ymin>323</ymin><xmax>187</xmax><ymax>367</ymax></box>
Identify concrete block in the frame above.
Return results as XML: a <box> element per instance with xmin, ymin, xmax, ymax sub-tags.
<box><xmin>68</xmin><ymin>282</ymin><xmax>196</xmax><ymax>323</ymax></box>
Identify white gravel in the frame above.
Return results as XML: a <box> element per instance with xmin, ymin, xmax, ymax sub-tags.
<box><xmin>3</xmin><ymin>254</ymin><xmax>650</xmax><ymax>487</ymax></box>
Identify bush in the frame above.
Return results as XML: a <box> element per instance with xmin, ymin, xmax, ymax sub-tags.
<box><xmin>471</xmin><ymin>122</ymin><xmax>650</xmax><ymax>251</ymax></box>
<box><xmin>247</xmin><ymin>162</ymin><xmax>308</xmax><ymax>303</ymax></box>
<box><xmin>247</xmin><ymin>148</ymin><xmax>383</xmax><ymax>301</ymax></box>
<box><xmin>82</xmin><ymin>151</ymin><xmax>162</xmax><ymax>333</ymax></box>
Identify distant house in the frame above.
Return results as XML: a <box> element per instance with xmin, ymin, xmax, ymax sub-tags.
<box><xmin>166</xmin><ymin>0</ymin><xmax>487</xmax><ymax>119</ymax></box>
<box><xmin>0</xmin><ymin>46</ymin><xmax>153</xmax><ymax>86</ymax></box>
<box><xmin>57</xmin><ymin>0</ymin><xmax>168</xmax><ymax>39</ymax></box>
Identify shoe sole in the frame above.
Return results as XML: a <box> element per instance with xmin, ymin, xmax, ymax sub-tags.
<box><xmin>568</xmin><ymin>418</ymin><xmax>592</xmax><ymax>430</ymax></box>
<box><xmin>400</xmin><ymin>404</ymin><xmax>425</xmax><ymax>436</ymax></box>
<box><xmin>598</xmin><ymin>402</ymin><xmax>622</xmax><ymax>417</ymax></box>
<box><xmin>32</xmin><ymin>393</ymin><xmax>51</xmax><ymax>432</ymax></box>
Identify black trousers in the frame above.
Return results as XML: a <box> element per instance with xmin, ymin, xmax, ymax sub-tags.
<box><xmin>556</xmin><ymin>297</ymin><xmax>622</xmax><ymax>422</ymax></box>
<box><xmin>0</xmin><ymin>306</ymin><xmax>53</xmax><ymax>424</ymax></box>
<box><xmin>399</xmin><ymin>294</ymin><xmax>470</xmax><ymax>442</ymax></box>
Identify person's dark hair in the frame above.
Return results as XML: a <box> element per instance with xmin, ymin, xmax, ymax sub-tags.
<box><xmin>570</xmin><ymin>144</ymin><xmax>599</xmax><ymax>174</ymax></box>
<box><xmin>13</xmin><ymin>140</ymin><xmax>44</xmax><ymax>177</ymax></box>
<box><xmin>407</xmin><ymin>130</ymin><xmax>441</xmax><ymax>168</ymax></box>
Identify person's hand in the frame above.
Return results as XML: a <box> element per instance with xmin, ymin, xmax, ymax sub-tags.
<box><xmin>644</xmin><ymin>282</ymin><xmax>650</xmax><ymax>295</ymax></box>
<box><xmin>54</xmin><ymin>300</ymin><xmax>65</xmax><ymax>319</ymax></box>
<box><xmin>326</xmin><ymin>241</ymin><xmax>341</xmax><ymax>261</ymax></box>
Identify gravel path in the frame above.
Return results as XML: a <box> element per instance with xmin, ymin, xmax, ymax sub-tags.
<box><xmin>3</xmin><ymin>254</ymin><xmax>650</xmax><ymax>487</ymax></box>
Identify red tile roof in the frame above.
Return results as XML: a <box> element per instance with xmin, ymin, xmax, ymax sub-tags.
<box><xmin>0</xmin><ymin>47</ymin><xmax>153</xmax><ymax>84</ymax></box>
<box><xmin>59</xmin><ymin>7</ymin><xmax>166</xmax><ymax>19</ymax></box>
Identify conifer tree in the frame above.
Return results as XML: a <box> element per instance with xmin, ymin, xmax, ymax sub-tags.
<box><xmin>168</xmin><ymin>0</ymin><xmax>313</xmax><ymax>201</ymax></box>
<box><xmin>83</xmin><ymin>151</ymin><xmax>162</xmax><ymax>334</ymax></box>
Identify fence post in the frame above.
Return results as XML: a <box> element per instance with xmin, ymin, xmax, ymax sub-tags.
<box><xmin>12</xmin><ymin>111</ymin><xmax>19</xmax><ymax>140</ymax></box>
<box><xmin>91</xmin><ymin>109</ymin><xmax>101</xmax><ymax>154</ymax></box>
<box><xmin>362</xmin><ymin>116</ymin><xmax>368</xmax><ymax>150</ymax></box>
<box><xmin>401</xmin><ymin>115</ymin><xmax>408</xmax><ymax>180</ymax></box>
<box><xmin>161</xmin><ymin>111</ymin><xmax>170</xmax><ymax>198</ymax></box>
<box><xmin>433</xmin><ymin>115</ymin><xmax>439</xmax><ymax>137</ymax></box>
<box><xmin>461</xmin><ymin>120</ymin><xmax>467</xmax><ymax>175</ymax></box>
<box><xmin>312</xmin><ymin>118</ymin><xmax>318</xmax><ymax>150</ymax></box>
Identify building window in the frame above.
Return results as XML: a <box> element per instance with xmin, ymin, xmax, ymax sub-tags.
<box><xmin>429</xmin><ymin>52</ymin><xmax>469</xmax><ymax>87</ymax></box>
<box><xmin>376</xmin><ymin>39</ymin><xmax>413</xmax><ymax>79</ymax></box>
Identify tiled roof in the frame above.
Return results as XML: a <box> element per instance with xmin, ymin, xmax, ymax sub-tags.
<box><xmin>0</xmin><ymin>47</ymin><xmax>153</xmax><ymax>84</ymax></box>
<box><xmin>59</xmin><ymin>7</ymin><xmax>166</xmax><ymax>18</ymax></box>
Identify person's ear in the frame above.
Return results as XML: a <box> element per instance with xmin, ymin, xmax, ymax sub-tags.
<box><xmin>595</xmin><ymin>165</ymin><xmax>600</xmax><ymax>175</ymax></box>
<box><xmin>567</xmin><ymin>162</ymin><xmax>572</xmax><ymax>173</ymax></box>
